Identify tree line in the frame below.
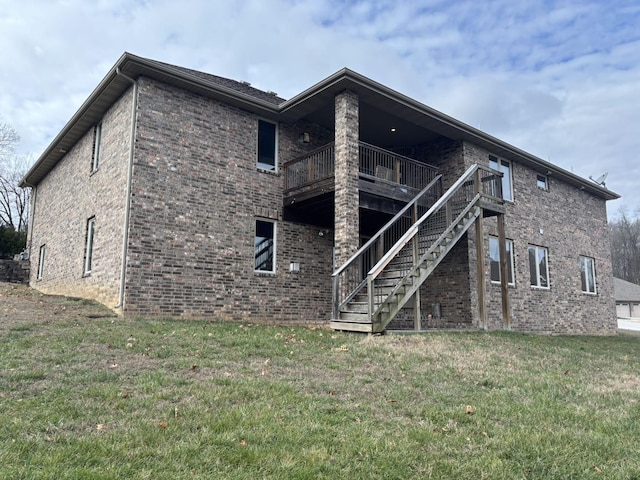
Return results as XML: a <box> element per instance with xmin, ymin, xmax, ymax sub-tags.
<box><xmin>0</xmin><ymin>120</ymin><xmax>29</xmax><ymax>257</ymax></box>
<box><xmin>609</xmin><ymin>210</ymin><xmax>640</xmax><ymax>285</ymax></box>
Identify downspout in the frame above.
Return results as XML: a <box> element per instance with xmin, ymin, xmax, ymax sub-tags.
<box><xmin>26</xmin><ymin>185</ymin><xmax>37</xmax><ymax>265</ymax></box>
<box><xmin>114</xmin><ymin>68</ymin><xmax>138</xmax><ymax>310</ymax></box>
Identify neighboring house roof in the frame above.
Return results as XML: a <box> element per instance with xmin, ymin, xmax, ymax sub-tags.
<box><xmin>614</xmin><ymin>277</ymin><xmax>640</xmax><ymax>302</ymax></box>
<box><xmin>19</xmin><ymin>51</ymin><xmax>621</xmax><ymax>202</ymax></box>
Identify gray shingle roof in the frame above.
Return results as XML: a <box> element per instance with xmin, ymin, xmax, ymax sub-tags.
<box><xmin>149</xmin><ymin>59</ymin><xmax>287</xmax><ymax>105</ymax></box>
<box><xmin>613</xmin><ymin>277</ymin><xmax>640</xmax><ymax>302</ymax></box>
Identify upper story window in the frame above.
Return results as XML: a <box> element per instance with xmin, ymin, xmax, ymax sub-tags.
<box><xmin>537</xmin><ymin>174</ymin><xmax>548</xmax><ymax>191</ymax></box>
<box><xmin>84</xmin><ymin>217</ymin><xmax>96</xmax><ymax>275</ymax></box>
<box><xmin>257</xmin><ymin>119</ymin><xmax>277</xmax><ymax>172</ymax></box>
<box><xmin>579</xmin><ymin>256</ymin><xmax>597</xmax><ymax>294</ymax></box>
<box><xmin>528</xmin><ymin>245</ymin><xmax>549</xmax><ymax>289</ymax></box>
<box><xmin>91</xmin><ymin>123</ymin><xmax>102</xmax><ymax>173</ymax></box>
<box><xmin>489</xmin><ymin>236</ymin><xmax>515</xmax><ymax>286</ymax></box>
<box><xmin>489</xmin><ymin>155</ymin><xmax>513</xmax><ymax>201</ymax></box>
<box><xmin>255</xmin><ymin>219</ymin><xmax>276</xmax><ymax>273</ymax></box>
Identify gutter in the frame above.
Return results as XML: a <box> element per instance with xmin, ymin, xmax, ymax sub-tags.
<box><xmin>114</xmin><ymin>67</ymin><xmax>137</xmax><ymax>311</ymax></box>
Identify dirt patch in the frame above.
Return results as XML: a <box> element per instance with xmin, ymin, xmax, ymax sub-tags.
<box><xmin>0</xmin><ymin>282</ymin><xmax>116</xmax><ymax>333</ymax></box>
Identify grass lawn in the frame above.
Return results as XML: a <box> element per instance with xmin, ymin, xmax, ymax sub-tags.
<box><xmin>1</xmin><ymin>293</ymin><xmax>640</xmax><ymax>478</ymax></box>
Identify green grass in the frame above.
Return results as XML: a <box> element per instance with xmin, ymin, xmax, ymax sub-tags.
<box><xmin>1</xmin><ymin>310</ymin><xmax>640</xmax><ymax>479</ymax></box>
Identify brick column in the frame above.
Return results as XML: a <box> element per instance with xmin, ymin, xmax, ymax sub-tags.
<box><xmin>334</xmin><ymin>90</ymin><xmax>360</xmax><ymax>267</ymax></box>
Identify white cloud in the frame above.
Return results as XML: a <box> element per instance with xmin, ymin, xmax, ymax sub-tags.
<box><xmin>0</xmin><ymin>0</ymin><xmax>638</xmax><ymax>214</ymax></box>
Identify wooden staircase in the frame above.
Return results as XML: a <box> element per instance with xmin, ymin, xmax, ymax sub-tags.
<box><xmin>331</xmin><ymin>164</ymin><xmax>503</xmax><ymax>333</ymax></box>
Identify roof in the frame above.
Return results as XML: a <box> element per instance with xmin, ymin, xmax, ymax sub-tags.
<box><xmin>19</xmin><ymin>52</ymin><xmax>621</xmax><ymax>202</ymax></box>
<box><xmin>614</xmin><ymin>277</ymin><xmax>640</xmax><ymax>302</ymax></box>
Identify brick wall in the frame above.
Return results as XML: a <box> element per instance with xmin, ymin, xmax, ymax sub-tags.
<box><xmin>27</xmin><ymin>88</ymin><xmax>133</xmax><ymax>307</ymax></box>
<box><xmin>466</xmin><ymin>142</ymin><xmax>617</xmax><ymax>335</ymax></box>
<box><xmin>123</xmin><ymin>78</ymin><xmax>335</xmax><ymax>322</ymax></box>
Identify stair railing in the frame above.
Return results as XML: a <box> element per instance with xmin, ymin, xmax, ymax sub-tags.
<box><xmin>367</xmin><ymin>164</ymin><xmax>502</xmax><ymax>324</ymax></box>
<box><xmin>332</xmin><ymin>175</ymin><xmax>443</xmax><ymax>319</ymax></box>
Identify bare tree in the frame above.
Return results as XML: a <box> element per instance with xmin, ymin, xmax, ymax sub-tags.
<box><xmin>610</xmin><ymin>208</ymin><xmax>640</xmax><ymax>284</ymax></box>
<box><xmin>0</xmin><ymin>121</ymin><xmax>19</xmax><ymax>154</ymax></box>
<box><xmin>0</xmin><ymin>121</ymin><xmax>31</xmax><ymax>231</ymax></box>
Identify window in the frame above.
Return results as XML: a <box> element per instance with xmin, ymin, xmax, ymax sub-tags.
<box><xmin>580</xmin><ymin>256</ymin><xmax>597</xmax><ymax>294</ymax></box>
<box><xmin>254</xmin><ymin>219</ymin><xmax>276</xmax><ymax>272</ymax></box>
<box><xmin>536</xmin><ymin>174</ymin><xmax>548</xmax><ymax>190</ymax></box>
<box><xmin>37</xmin><ymin>244</ymin><xmax>46</xmax><ymax>280</ymax></box>
<box><xmin>257</xmin><ymin>119</ymin><xmax>277</xmax><ymax>171</ymax></box>
<box><xmin>528</xmin><ymin>245</ymin><xmax>549</xmax><ymax>289</ymax></box>
<box><xmin>84</xmin><ymin>217</ymin><xmax>96</xmax><ymax>275</ymax></box>
<box><xmin>91</xmin><ymin>123</ymin><xmax>102</xmax><ymax>172</ymax></box>
<box><xmin>489</xmin><ymin>236</ymin><xmax>515</xmax><ymax>285</ymax></box>
<box><xmin>489</xmin><ymin>155</ymin><xmax>513</xmax><ymax>201</ymax></box>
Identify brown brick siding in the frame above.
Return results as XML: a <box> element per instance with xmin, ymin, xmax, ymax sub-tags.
<box><xmin>27</xmin><ymin>88</ymin><xmax>133</xmax><ymax>307</ymax></box>
<box><xmin>469</xmin><ymin>142</ymin><xmax>617</xmax><ymax>334</ymax></box>
<box><xmin>123</xmin><ymin>78</ymin><xmax>334</xmax><ymax>322</ymax></box>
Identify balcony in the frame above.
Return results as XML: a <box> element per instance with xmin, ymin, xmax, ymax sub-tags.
<box><xmin>283</xmin><ymin>142</ymin><xmax>440</xmax><ymax>226</ymax></box>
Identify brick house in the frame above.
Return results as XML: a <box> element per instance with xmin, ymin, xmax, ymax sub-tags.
<box><xmin>20</xmin><ymin>52</ymin><xmax>619</xmax><ymax>334</ymax></box>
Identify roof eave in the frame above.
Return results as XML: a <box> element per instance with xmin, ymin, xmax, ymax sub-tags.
<box><xmin>20</xmin><ymin>52</ymin><xmax>281</xmax><ymax>188</ymax></box>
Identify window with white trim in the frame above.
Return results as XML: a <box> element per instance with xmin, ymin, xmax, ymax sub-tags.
<box><xmin>489</xmin><ymin>155</ymin><xmax>513</xmax><ymax>201</ymax></box>
<box><xmin>580</xmin><ymin>256</ymin><xmax>597</xmax><ymax>294</ymax></box>
<box><xmin>37</xmin><ymin>244</ymin><xmax>46</xmax><ymax>280</ymax></box>
<box><xmin>257</xmin><ymin>119</ymin><xmax>277</xmax><ymax>171</ymax></box>
<box><xmin>489</xmin><ymin>236</ymin><xmax>515</xmax><ymax>285</ymax></box>
<box><xmin>254</xmin><ymin>219</ymin><xmax>276</xmax><ymax>273</ymax></box>
<box><xmin>528</xmin><ymin>245</ymin><xmax>549</xmax><ymax>289</ymax></box>
<box><xmin>84</xmin><ymin>217</ymin><xmax>96</xmax><ymax>275</ymax></box>
<box><xmin>91</xmin><ymin>123</ymin><xmax>102</xmax><ymax>173</ymax></box>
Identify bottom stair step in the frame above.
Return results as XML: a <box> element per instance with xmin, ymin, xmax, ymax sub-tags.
<box><xmin>330</xmin><ymin>321</ymin><xmax>374</xmax><ymax>333</ymax></box>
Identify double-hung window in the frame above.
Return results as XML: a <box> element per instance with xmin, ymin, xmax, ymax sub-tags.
<box><xmin>254</xmin><ymin>219</ymin><xmax>276</xmax><ymax>273</ymax></box>
<box><xmin>580</xmin><ymin>256</ymin><xmax>597</xmax><ymax>294</ymax></box>
<box><xmin>489</xmin><ymin>236</ymin><xmax>515</xmax><ymax>285</ymax></box>
<box><xmin>489</xmin><ymin>155</ymin><xmax>513</xmax><ymax>201</ymax></box>
<box><xmin>257</xmin><ymin>120</ymin><xmax>277</xmax><ymax>171</ymax></box>
<box><xmin>91</xmin><ymin>123</ymin><xmax>102</xmax><ymax>173</ymax></box>
<box><xmin>84</xmin><ymin>217</ymin><xmax>96</xmax><ymax>275</ymax></box>
<box><xmin>528</xmin><ymin>245</ymin><xmax>549</xmax><ymax>289</ymax></box>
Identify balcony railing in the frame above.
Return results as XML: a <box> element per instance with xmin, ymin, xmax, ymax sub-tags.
<box><xmin>283</xmin><ymin>141</ymin><xmax>439</xmax><ymax>194</ymax></box>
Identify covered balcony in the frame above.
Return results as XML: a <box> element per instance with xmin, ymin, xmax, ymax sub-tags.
<box><xmin>283</xmin><ymin>141</ymin><xmax>439</xmax><ymax>228</ymax></box>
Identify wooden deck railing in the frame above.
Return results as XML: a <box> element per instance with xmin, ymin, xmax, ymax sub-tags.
<box><xmin>358</xmin><ymin>142</ymin><xmax>438</xmax><ymax>190</ymax></box>
<box><xmin>283</xmin><ymin>141</ymin><xmax>439</xmax><ymax>193</ymax></box>
<box><xmin>283</xmin><ymin>142</ymin><xmax>335</xmax><ymax>192</ymax></box>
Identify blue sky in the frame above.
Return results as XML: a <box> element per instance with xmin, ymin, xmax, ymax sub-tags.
<box><xmin>1</xmin><ymin>0</ymin><xmax>638</xmax><ymax>215</ymax></box>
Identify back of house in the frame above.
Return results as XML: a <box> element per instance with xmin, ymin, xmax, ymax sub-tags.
<box><xmin>20</xmin><ymin>53</ymin><xmax>619</xmax><ymax>334</ymax></box>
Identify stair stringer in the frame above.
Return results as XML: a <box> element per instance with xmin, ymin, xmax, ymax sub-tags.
<box><xmin>370</xmin><ymin>204</ymin><xmax>482</xmax><ymax>333</ymax></box>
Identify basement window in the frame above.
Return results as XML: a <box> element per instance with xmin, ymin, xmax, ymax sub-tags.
<box><xmin>257</xmin><ymin>119</ymin><xmax>277</xmax><ymax>172</ymax></box>
<box><xmin>255</xmin><ymin>219</ymin><xmax>276</xmax><ymax>273</ymax></box>
<box><xmin>489</xmin><ymin>236</ymin><xmax>515</xmax><ymax>285</ymax></box>
<box><xmin>580</xmin><ymin>256</ymin><xmax>597</xmax><ymax>294</ymax></box>
<box><xmin>84</xmin><ymin>217</ymin><xmax>96</xmax><ymax>275</ymax></box>
<box><xmin>528</xmin><ymin>245</ymin><xmax>549</xmax><ymax>289</ymax></box>
<box><xmin>37</xmin><ymin>244</ymin><xmax>46</xmax><ymax>280</ymax></box>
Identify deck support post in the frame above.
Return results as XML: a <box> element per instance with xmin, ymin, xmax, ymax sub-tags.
<box><xmin>497</xmin><ymin>213</ymin><xmax>511</xmax><ymax>329</ymax></box>
<box><xmin>475</xmin><ymin>169</ymin><xmax>487</xmax><ymax>329</ymax></box>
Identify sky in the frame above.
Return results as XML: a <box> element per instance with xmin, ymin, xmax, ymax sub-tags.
<box><xmin>1</xmin><ymin>0</ymin><xmax>638</xmax><ymax>217</ymax></box>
